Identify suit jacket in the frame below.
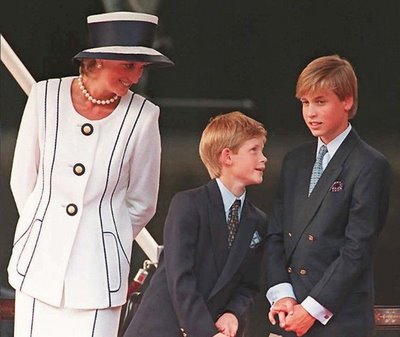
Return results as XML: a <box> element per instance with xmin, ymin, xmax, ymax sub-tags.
<box><xmin>8</xmin><ymin>77</ymin><xmax>161</xmax><ymax>309</ymax></box>
<box><xmin>266</xmin><ymin>129</ymin><xmax>391</xmax><ymax>337</ymax></box>
<box><xmin>124</xmin><ymin>180</ymin><xmax>267</xmax><ymax>337</ymax></box>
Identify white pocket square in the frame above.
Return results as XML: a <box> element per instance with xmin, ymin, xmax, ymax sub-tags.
<box><xmin>250</xmin><ymin>230</ymin><xmax>262</xmax><ymax>248</ymax></box>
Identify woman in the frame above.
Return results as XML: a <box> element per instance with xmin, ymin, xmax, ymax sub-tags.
<box><xmin>7</xmin><ymin>11</ymin><xmax>173</xmax><ymax>337</ymax></box>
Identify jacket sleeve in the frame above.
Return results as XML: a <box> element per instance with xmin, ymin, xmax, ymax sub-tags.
<box><xmin>163</xmin><ymin>192</ymin><xmax>219</xmax><ymax>337</ymax></box>
<box><xmin>223</xmin><ymin>252</ymin><xmax>263</xmax><ymax>318</ymax></box>
<box><xmin>265</xmin><ymin>154</ymin><xmax>293</xmax><ymax>290</ymax></box>
<box><xmin>125</xmin><ymin>101</ymin><xmax>161</xmax><ymax>239</ymax></box>
<box><xmin>10</xmin><ymin>83</ymin><xmax>40</xmax><ymax>214</ymax></box>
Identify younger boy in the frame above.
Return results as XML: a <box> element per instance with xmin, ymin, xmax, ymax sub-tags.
<box><xmin>266</xmin><ymin>55</ymin><xmax>391</xmax><ymax>337</ymax></box>
<box><xmin>124</xmin><ymin>111</ymin><xmax>268</xmax><ymax>337</ymax></box>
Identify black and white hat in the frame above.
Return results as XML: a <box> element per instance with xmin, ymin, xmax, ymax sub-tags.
<box><xmin>73</xmin><ymin>12</ymin><xmax>174</xmax><ymax>67</ymax></box>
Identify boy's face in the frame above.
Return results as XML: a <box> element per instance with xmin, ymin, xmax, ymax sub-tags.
<box><xmin>300</xmin><ymin>89</ymin><xmax>352</xmax><ymax>144</ymax></box>
<box><xmin>228</xmin><ymin>137</ymin><xmax>267</xmax><ymax>187</ymax></box>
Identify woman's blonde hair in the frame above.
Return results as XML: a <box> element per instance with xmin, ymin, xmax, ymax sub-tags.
<box><xmin>296</xmin><ymin>55</ymin><xmax>358</xmax><ymax>118</ymax></box>
<box><xmin>199</xmin><ymin>111</ymin><xmax>266</xmax><ymax>178</ymax></box>
<box><xmin>78</xmin><ymin>58</ymin><xmax>97</xmax><ymax>76</ymax></box>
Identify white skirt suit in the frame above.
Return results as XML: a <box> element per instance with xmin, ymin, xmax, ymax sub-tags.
<box><xmin>8</xmin><ymin>77</ymin><xmax>161</xmax><ymax>336</ymax></box>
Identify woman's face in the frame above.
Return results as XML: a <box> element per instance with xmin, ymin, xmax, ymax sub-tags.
<box><xmin>97</xmin><ymin>60</ymin><xmax>147</xmax><ymax>97</ymax></box>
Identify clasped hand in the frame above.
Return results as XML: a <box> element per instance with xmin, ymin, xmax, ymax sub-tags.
<box><xmin>268</xmin><ymin>298</ymin><xmax>316</xmax><ymax>337</ymax></box>
<box><xmin>213</xmin><ymin>312</ymin><xmax>239</xmax><ymax>337</ymax></box>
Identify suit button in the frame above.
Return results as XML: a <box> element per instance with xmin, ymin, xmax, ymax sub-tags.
<box><xmin>81</xmin><ymin>123</ymin><xmax>93</xmax><ymax>136</ymax></box>
<box><xmin>73</xmin><ymin>163</ymin><xmax>85</xmax><ymax>176</ymax></box>
<box><xmin>308</xmin><ymin>234</ymin><xmax>315</xmax><ymax>241</ymax></box>
<box><xmin>287</xmin><ymin>267</ymin><xmax>292</xmax><ymax>273</ymax></box>
<box><xmin>299</xmin><ymin>269</ymin><xmax>307</xmax><ymax>275</ymax></box>
<box><xmin>288</xmin><ymin>232</ymin><xmax>292</xmax><ymax>237</ymax></box>
<box><xmin>66</xmin><ymin>204</ymin><xmax>78</xmax><ymax>216</ymax></box>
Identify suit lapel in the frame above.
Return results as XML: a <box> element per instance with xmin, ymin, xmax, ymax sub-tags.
<box><xmin>207</xmin><ymin>180</ymin><xmax>230</xmax><ymax>274</ymax></box>
<box><xmin>208</xmin><ymin>199</ymin><xmax>255</xmax><ymax>300</ymax></box>
<box><xmin>288</xmin><ymin>130</ymin><xmax>361</xmax><ymax>258</ymax></box>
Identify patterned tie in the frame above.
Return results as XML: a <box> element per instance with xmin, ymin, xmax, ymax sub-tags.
<box><xmin>308</xmin><ymin>145</ymin><xmax>328</xmax><ymax>196</ymax></box>
<box><xmin>227</xmin><ymin>199</ymin><xmax>241</xmax><ymax>248</ymax></box>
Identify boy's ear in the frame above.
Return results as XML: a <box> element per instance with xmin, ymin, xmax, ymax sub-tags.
<box><xmin>343</xmin><ymin>96</ymin><xmax>354</xmax><ymax>112</ymax></box>
<box><xmin>220</xmin><ymin>148</ymin><xmax>233</xmax><ymax>165</ymax></box>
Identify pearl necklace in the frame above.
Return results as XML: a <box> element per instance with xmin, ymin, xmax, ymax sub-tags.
<box><xmin>77</xmin><ymin>75</ymin><xmax>119</xmax><ymax>105</ymax></box>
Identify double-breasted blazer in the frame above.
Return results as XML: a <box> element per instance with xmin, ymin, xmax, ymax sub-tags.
<box><xmin>8</xmin><ymin>77</ymin><xmax>161</xmax><ymax>309</ymax></box>
<box><xmin>266</xmin><ymin>129</ymin><xmax>391</xmax><ymax>337</ymax></box>
<box><xmin>124</xmin><ymin>180</ymin><xmax>267</xmax><ymax>337</ymax></box>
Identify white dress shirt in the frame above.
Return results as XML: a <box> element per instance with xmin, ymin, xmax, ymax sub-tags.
<box><xmin>216</xmin><ymin>178</ymin><xmax>245</xmax><ymax>221</ymax></box>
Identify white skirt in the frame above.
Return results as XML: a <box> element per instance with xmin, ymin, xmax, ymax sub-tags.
<box><xmin>14</xmin><ymin>291</ymin><xmax>122</xmax><ymax>337</ymax></box>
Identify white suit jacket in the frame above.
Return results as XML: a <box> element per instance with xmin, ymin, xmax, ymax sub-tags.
<box><xmin>8</xmin><ymin>77</ymin><xmax>161</xmax><ymax>309</ymax></box>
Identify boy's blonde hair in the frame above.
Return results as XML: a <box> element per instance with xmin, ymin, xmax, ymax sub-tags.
<box><xmin>296</xmin><ymin>55</ymin><xmax>358</xmax><ymax>118</ymax></box>
<box><xmin>199</xmin><ymin>111</ymin><xmax>267</xmax><ymax>179</ymax></box>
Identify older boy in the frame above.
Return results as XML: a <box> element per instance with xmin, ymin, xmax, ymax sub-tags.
<box><xmin>266</xmin><ymin>55</ymin><xmax>391</xmax><ymax>337</ymax></box>
<box><xmin>124</xmin><ymin>111</ymin><xmax>268</xmax><ymax>337</ymax></box>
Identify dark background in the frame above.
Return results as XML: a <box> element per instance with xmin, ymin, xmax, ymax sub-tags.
<box><xmin>1</xmin><ymin>1</ymin><xmax>399</xmax><ymax>335</ymax></box>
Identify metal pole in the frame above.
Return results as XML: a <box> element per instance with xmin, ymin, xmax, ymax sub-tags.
<box><xmin>1</xmin><ymin>34</ymin><xmax>35</xmax><ymax>95</ymax></box>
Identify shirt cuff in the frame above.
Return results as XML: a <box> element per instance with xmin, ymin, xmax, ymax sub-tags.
<box><xmin>266</xmin><ymin>283</ymin><xmax>297</xmax><ymax>305</ymax></box>
<box><xmin>301</xmin><ymin>296</ymin><xmax>333</xmax><ymax>325</ymax></box>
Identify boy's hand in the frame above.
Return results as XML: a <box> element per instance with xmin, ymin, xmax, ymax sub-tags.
<box><xmin>284</xmin><ymin>304</ymin><xmax>315</xmax><ymax>336</ymax></box>
<box><xmin>215</xmin><ymin>312</ymin><xmax>239</xmax><ymax>337</ymax></box>
<box><xmin>268</xmin><ymin>297</ymin><xmax>297</xmax><ymax>327</ymax></box>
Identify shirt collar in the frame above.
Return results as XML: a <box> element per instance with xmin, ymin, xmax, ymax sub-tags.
<box><xmin>216</xmin><ymin>178</ymin><xmax>245</xmax><ymax>216</ymax></box>
<box><xmin>317</xmin><ymin>123</ymin><xmax>352</xmax><ymax>158</ymax></box>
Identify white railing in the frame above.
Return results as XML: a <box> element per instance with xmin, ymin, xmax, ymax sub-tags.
<box><xmin>1</xmin><ymin>34</ymin><xmax>162</xmax><ymax>264</ymax></box>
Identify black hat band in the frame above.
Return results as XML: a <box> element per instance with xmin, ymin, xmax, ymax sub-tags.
<box><xmin>88</xmin><ymin>21</ymin><xmax>156</xmax><ymax>48</ymax></box>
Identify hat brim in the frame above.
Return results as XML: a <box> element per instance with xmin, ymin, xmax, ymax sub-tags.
<box><xmin>73</xmin><ymin>46</ymin><xmax>174</xmax><ymax>68</ymax></box>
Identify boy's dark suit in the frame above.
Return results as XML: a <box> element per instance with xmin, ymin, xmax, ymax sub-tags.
<box><xmin>266</xmin><ymin>129</ymin><xmax>391</xmax><ymax>337</ymax></box>
<box><xmin>124</xmin><ymin>179</ymin><xmax>267</xmax><ymax>337</ymax></box>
